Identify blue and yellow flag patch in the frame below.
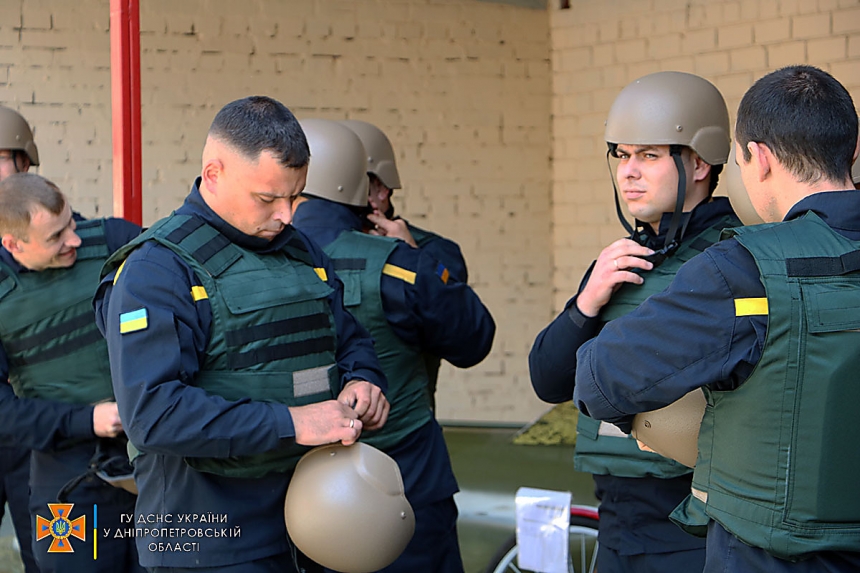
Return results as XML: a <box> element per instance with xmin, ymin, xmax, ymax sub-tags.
<box><xmin>119</xmin><ymin>308</ymin><xmax>148</xmax><ymax>334</ymax></box>
<box><xmin>435</xmin><ymin>263</ymin><xmax>449</xmax><ymax>284</ymax></box>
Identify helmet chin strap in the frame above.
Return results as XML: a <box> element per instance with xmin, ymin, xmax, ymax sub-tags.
<box><xmin>607</xmin><ymin>144</ymin><xmax>691</xmax><ymax>261</ymax></box>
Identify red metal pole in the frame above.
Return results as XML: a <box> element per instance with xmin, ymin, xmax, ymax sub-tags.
<box><xmin>110</xmin><ymin>0</ymin><xmax>142</xmax><ymax>225</ymax></box>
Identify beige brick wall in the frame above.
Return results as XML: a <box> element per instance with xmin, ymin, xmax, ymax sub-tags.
<box><xmin>3</xmin><ymin>0</ymin><xmax>858</xmax><ymax>425</ymax></box>
<box><xmin>550</xmin><ymin>0</ymin><xmax>860</xmax><ymax>313</ymax></box>
<box><xmin>0</xmin><ymin>0</ymin><xmax>553</xmax><ymax>424</ymax></box>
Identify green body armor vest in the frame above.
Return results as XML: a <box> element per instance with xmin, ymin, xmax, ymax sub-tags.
<box><xmin>0</xmin><ymin>219</ymin><xmax>114</xmax><ymax>404</ymax></box>
<box><xmin>324</xmin><ymin>231</ymin><xmax>433</xmax><ymax>451</ymax></box>
<box><xmin>105</xmin><ymin>215</ymin><xmax>340</xmax><ymax>478</ymax></box>
<box><xmin>674</xmin><ymin>213</ymin><xmax>860</xmax><ymax>560</ymax></box>
<box><xmin>574</xmin><ymin>215</ymin><xmax>738</xmax><ymax>479</ymax></box>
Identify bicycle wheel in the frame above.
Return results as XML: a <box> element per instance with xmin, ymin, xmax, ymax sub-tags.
<box><xmin>484</xmin><ymin>515</ymin><xmax>599</xmax><ymax>573</ymax></box>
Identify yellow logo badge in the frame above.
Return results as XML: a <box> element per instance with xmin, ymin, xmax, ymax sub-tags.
<box><xmin>36</xmin><ymin>503</ymin><xmax>86</xmax><ymax>553</ymax></box>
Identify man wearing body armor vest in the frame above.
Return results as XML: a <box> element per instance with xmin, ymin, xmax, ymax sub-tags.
<box><xmin>530</xmin><ymin>72</ymin><xmax>739</xmax><ymax>572</ymax></box>
<box><xmin>0</xmin><ymin>172</ymin><xmax>143</xmax><ymax>572</ymax></box>
<box><xmin>291</xmin><ymin>118</ymin><xmax>495</xmax><ymax>572</ymax></box>
<box><xmin>574</xmin><ymin>66</ymin><xmax>860</xmax><ymax>572</ymax></box>
<box><xmin>339</xmin><ymin>120</ymin><xmax>469</xmax><ymax>411</ymax></box>
<box><xmin>0</xmin><ymin>105</ymin><xmax>41</xmax><ymax>573</ymax></box>
<box><xmin>94</xmin><ymin>97</ymin><xmax>389</xmax><ymax>573</ymax></box>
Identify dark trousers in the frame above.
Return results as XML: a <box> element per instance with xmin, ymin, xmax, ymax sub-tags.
<box><xmin>29</xmin><ymin>444</ymin><xmax>143</xmax><ymax>573</ymax></box>
<box><xmin>149</xmin><ymin>551</ymin><xmax>319</xmax><ymax>573</ymax></box>
<box><xmin>0</xmin><ymin>446</ymin><xmax>39</xmax><ymax>573</ymax></box>
<box><xmin>705</xmin><ymin>521</ymin><xmax>860</xmax><ymax>573</ymax></box>
<box><xmin>597</xmin><ymin>544</ymin><xmax>705</xmax><ymax>573</ymax></box>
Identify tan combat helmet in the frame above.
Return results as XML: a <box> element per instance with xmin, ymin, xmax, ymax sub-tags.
<box><xmin>300</xmin><ymin>118</ymin><xmax>370</xmax><ymax>207</ymax></box>
<box><xmin>0</xmin><ymin>106</ymin><xmax>39</xmax><ymax>166</ymax></box>
<box><xmin>284</xmin><ymin>443</ymin><xmax>415</xmax><ymax>573</ymax></box>
<box><xmin>339</xmin><ymin>119</ymin><xmax>402</xmax><ymax>190</ymax></box>
<box><xmin>631</xmin><ymin>389</ymin><xmax>707</xmax><ymax>468</ymax></box>
<box><xmin>605</xmin><ymin>71</ymin><xmax>730</xmax><ymax>166</ymax></box>
<box><xmin>724</xmin><ymin>144</ymin><xmax>765</xmax><ymax>226</ymax></box>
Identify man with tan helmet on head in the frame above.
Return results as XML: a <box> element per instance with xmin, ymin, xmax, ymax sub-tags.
<box><xmin>0</xmin><ymin>106</ymin><xmax>40</xmax><ymax>180</ymax></box>
<box><xmin>340</xmin><ymin>120</ymin><xmax>471</xmax><ymax>411</ymax></box>
<box><xmin>292</xmin><ymin>118</ymin><xmax>495</xmax><ymax>572</ymax></box>
<box><xmin>575</xmin><ymin>65</ymin><xmax>860</xmax><ymax>572</ymax></box>
<box><xmin>530</xmin><ymin>72</ymin><xmax>740</xmax><ymax>572</ymax></box>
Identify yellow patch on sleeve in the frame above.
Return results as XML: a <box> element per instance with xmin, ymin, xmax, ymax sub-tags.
<box><xmin>191</xmin><ymin>286</ymin><xmax>208</xmax><ymax>302</ymax></box>
<box><xmin>735</xmin><ymin>298</ymin><xmax>768</xmax><ymax>316</ymax></box>
<box><xmin>382</xmin><ymin>264</ymin><xmax>416</xmax><ymax>285</ymax></box>
<box><xmin>113</xmin><ymin>260</ymin><xmax>127</xmax><ymax>285</ymax></box>
<box><xmin>314</xmin><ymin>267</ymin><xmax>328</xmax><ymax>282</ymax></box>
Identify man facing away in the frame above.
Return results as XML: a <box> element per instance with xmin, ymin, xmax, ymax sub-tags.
<box><xmin>95</xmin><ymin>96</ymin><xmax>389</xmax><ymax>573</ymax></box>
<box><xmin>574</xmin><ymin>65</ymin><xmax>860</xmax><ymax>572</ymax></box>
<box><xmin>0</xmin><ymin>172</ymin><xmax>143</xmax><ymax>572</ymax></box>
<box><xmin>340</xmin><ymin>120</ymin><xmax>470</xmax><ymax>411</ymax></box>
<box><xmin>292</xmin><ymin>118</ymin><xmax>495</xmax><ymax>572</ymax></box>
<box><xmin>529</xmin><ymin>71</ymin><xmax>740</xmax><ymax>573</ymax></box>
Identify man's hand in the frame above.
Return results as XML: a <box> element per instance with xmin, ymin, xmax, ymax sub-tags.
<box><xmin>338</xmin><ymin>380</ymin><xmax>389</xmax><ymax>431</ymax></box>
<box><xmin>366</xmin><ymin>211</ymin><xmax>418</xmax><ymax>248</ymax></box>
<box><xmin>93</xmin><ymin>402</ymin><xmax>124</xmax><ymax>438</ymax></box>
<box><xmin>289</xmin><ymin>400</ymin><xmax>363</xmax><ymax>446</ymax></box>
<box><xmin>576</xmin><ymin>238</ymin><xmax>655</xmax><ymax>317</ymax></box>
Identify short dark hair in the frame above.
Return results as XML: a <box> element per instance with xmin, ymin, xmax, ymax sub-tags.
<box><xmin>0</xmin><ymin>173</ymin><xmax>65</xmax><ymax>239</ymax></box>
<box><xmin>736</xmin><ymin>65</ymin><xmax>857</xmax><ymax>184</ymax></box>
<box><xmin>208</xmin><ymin>96</ymin><xmax>310</xmax><ymax>168</ymax></box>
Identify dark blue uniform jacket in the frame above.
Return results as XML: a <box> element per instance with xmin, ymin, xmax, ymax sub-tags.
<box><xmin>93</xmin><ymin>183</ymin><xmax>386</xmax><ymax>568</ymax></box>
<box><xmin>293</xmin><ymin>198</ymin><xmax>495</xmax><ymax>508</ymax></box>
<box><xmin>574</xmin><ymin>191</ymin><xmax>860</xmax><ymax>572</ymax></box>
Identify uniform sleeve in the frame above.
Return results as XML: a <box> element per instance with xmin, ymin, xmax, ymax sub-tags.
<box><xmin>103</xmin><ymin>218</ymin><xmax>143</xmax><ymax>253</ymax></box>
<box><xmin>0</xmin><ymin>342</ymin><xmax>95</xmax><ymax>451</ymax></box>
<box><xmin>94</xmin><ymin>242</ymin><xmax>300</xmax><ymax>458</ymax></box>
<box><xmin>298</xmin><ymin>235</ymin><xmax>388</xmax><ymax>391</ymax></box>
<box><xmin>381</xmin><ymin>244</ymin><xmax>495</xmax><ymax>368</ymax></box>
<box><xmin>573</xmin><ymin>240</ymin><xmax>766</xmax><ymax>423</ymax></box>
<box><xmin>418</xmin><ymin>235</ymin><xmax>468</xmax><ymax>284</ymax></box>
<box><xmin>528</xmin><ymin>294</ymin><xmax>600</xmax><ymax>404</ymax></box>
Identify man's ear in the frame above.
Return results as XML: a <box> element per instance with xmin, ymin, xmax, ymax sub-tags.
<box><xmin>1</xmin><ymin>234</ymin><xmax>22</xmax><ymax>253</ymax></box>
<box><xmin>691</xmin><ymin>153</ymin><xmax>711</xmax><ymax>183</ymax></box>
<box><xmin>747</xmin><ymin>141</ymin><xmax>772</xmax><ymax>182</ymax></box>
<box><xmin>201</xmin><ymin>158</ymin><xmax>223</xmax><ymax>194</ymax></box>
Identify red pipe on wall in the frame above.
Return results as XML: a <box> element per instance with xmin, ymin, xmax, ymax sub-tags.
<box><xmin>109</xmin><ymin>0</ymin><xmax>142</xmax><ymax>225</ymax></box>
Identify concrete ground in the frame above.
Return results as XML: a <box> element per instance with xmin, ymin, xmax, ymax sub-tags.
<box><xmin>0</xmin><ymin>425</ymin><xmax>592</xmax><ymax>573</ymax></box>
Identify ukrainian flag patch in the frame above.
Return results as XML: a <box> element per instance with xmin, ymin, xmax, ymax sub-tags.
<box><xmin>119</xmin><ymin>308</ymin><xmax>148</xmax><ymax>334</ymax></box>
<box><xmin>435</xmin><ymin>263</ymin><xmax>449</xmax><ymax>284</ymax></box>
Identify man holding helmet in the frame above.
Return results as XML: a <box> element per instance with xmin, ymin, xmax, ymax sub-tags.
<box><xmin>574</xmin><ymin>65</ymin><xmax>860</xmax><ymax>572</ymax></box>
<box><xmin>94</xmin><ymin>97</ymin><xmax>389</xmax><ymax>573</ymax></box>
<box><xmin>529</xmin><ymin>72</ymin><xmax>740</xmax><ymax>572</ymax></box>
<box><xmin>292</xmin><ymin>118</ymin><xmax>495</xmax><ymax>572</ymax></box>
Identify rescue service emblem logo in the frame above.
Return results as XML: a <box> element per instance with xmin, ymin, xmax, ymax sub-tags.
<box><xmin>35</xmin><ymin>503</ymin><xmax>86</xmax><ymax>553</ymax></box>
